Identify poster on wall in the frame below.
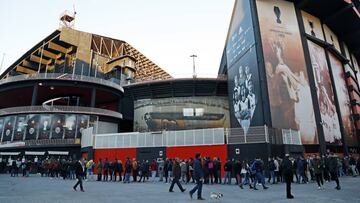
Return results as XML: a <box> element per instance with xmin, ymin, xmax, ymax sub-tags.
<box><xmin>308</xmin><ymin>40</ymin><xmax>342</xmax><ymax>144</ymax></box>
<box><xmin>51</xmin><ymin>114</ymin><xmax>65</xmax><ymax>139</ymax></box>
<box><xmin>301</xmin><ymin>11</ymin><xmax>324</xmax><ymax>40</ymax></box>
<box><xmin>343</xmin><ymin>43</ymin><xmax>351</xmax><ymax>60</ymax></box>
<box><xmin>256</xmin><ymin>0</ymin><xmax>318</xmax><ymax>144</ymax></box>
<box><xmin>13</xmin><ymin>116</ymin><xmax>26</xmax><ymax>141</ymax></box>
<box><xmin>323</xmin><ymin>25</ymin><xmax>341</xmax><ymax>52</ymax></box>
<box><xmin>25</xmin><ymin>114</ymin><xmax>39</xmax><ymax>140</ymax></box>
<box><xmin>226</xmin><ymin>0</ymin><xmax>255</xmax><ymax>67</ymax></box>
<box><xmin>0</xmin><ymin>118</ymin><xmax>4</xmax><ymax>142</ymax></box>
<box><xmin>134</xmin><ymin>97</ymin><xmax>230</xmax><ymax>132</ymax></box>
<box><xmin>38</xmin><ymin>115</ymin><xmax>51</xmax><ymax>140</ymax></box>
<box><xmin>2</xmin><ymin>116</ymin><xmax>15</xmax><ymax>142</ymax></box>
<box><xmin>329</xmin><ymin>53</ymin><xmax>357</xmax><ymax>146</ymax></box>
<box><xmin>227</xmin><ymin>47</ymin><xmax>263</xmax><ymax>133</ymax></box>
<box><xmin>77</xmin><ymin>115</ymin><xmax>89</xmax><ymax>138</ymax></box>
<box><xmin>351</xmin><ymin>54</ymin><xmax>359</xmax><ymax>71</ymax></box>
<box><xmin>64</xmin><ymin>114</ymin><xmax>76</xmax><ymax>139</ymax></box>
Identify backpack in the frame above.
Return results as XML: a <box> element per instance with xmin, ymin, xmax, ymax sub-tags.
<box><xmin>208</xmin><ymin>162</ymin><xmax>214</xmax><ymax>169</ymax></box>
<box><xmin>250</xmin><ymin>161</ymin><xmax>257</xmax><ymax>175</ymax></box>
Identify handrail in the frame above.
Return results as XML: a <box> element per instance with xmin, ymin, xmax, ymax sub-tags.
<box><xmin>0</xmin><ymin>73</ymin><xmax>124</xmax><ymax>92</ymax></box>
<box><xmin>0</xmin><ymin>105</ymin><xmax>122</xmax><ymax>119</ymax></box>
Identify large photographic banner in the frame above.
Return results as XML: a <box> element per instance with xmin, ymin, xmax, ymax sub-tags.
<box><xmin>38</xmin><ymin>115</ymin><xmax>51</xmax><ymax>140</ymax></box>
<box><xmin>77</xmin><ymin>115</ymin><xmax>89</xmax><ymax>138</ymax></box>
<box><xmin>2</xmin><ymin>116</ymin><xmax>15</xmax><ymax>142</ymax></box>
<box><xmin>323</xmin><ymin>25</ymin><xmax>341</xmax><ymax>52</ymax></box>
<box><xmin>228</xmin><ymin>47</ymin><xmax>263</xmax><ymax>132</ymax></box>
<box><xmin>308</xmin><ymin>40</ymin><xmax>342</xmax><ymax>144</ymax></box>
<box><xmin>25</xmin><ymin>114</ymin><xmax>39</xmax><ymax>140</ymax></box>
<box><xmin>134</xmin><ymin>97</ymin><xmax>230</xmax><ymax>132</ymax></box>
<box><xmin>64</xmin><ymin>115</ymin><xmax>77</xmax><ymax>139</ymax></box>
<box><xmin>301</xmin><ymin>11</ymin><xmax>324</xmax><ymax>40</ymax></box>
<box><xmin>13</xmin><ymin>116</ymin><xmax>26</xmax><ymax>141</ymax></box>
<box><xmin>256</xmin><ymin>0</ymin><xmax>318</xmax><ymax>144</ymax></box>
<box><xmin>329</xmin><ymin>53</ymin><xmax>357</xmax><ymax>146</ymax></box>
<box><xmin>225</xmin><ymin>0</ymin><xmax>264</xmax><ymax>132</ymax></box>
<box><xmin>0</xmin><ymin>118</ymin><xmax>4</xmax><ymax>142</ymax></box>
<box><xmin>226</xmin><ymin>0</ymin><xmax>255</xmax><ymax>67</ymax></box>
<box><xmin>51</xmin><ymin>114</ymin><xmax>65</xmax><ymax>139</ymax></box>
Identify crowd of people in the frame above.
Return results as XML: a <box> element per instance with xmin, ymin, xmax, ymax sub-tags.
<box><xmin>1</xmin><ymin>152</ymin><xmax>360</xmax><ymax>199</ymax></box>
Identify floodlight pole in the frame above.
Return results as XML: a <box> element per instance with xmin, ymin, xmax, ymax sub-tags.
<box><xmin>190</xmin><ymin>54</ymin><xmax>197</xmax><ymax>78</ymax></box>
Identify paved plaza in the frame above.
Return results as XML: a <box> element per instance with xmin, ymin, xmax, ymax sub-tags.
<box><xmin>0</xmin><ymin>175</ymin><xmax>359</xmax><ymax>203</ymax></box>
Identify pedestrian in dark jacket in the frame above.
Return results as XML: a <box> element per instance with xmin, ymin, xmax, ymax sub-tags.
<box><xmin>313</xmin><ymin>155</ymin><xmax>324</xmax><ymax>189</ymax></box>
<box><xmin>73</xmin><ymin>159</ymin><xmax>85</xmax><ymax>192</ymax></box>
<box><xmin>103</xmin><ymin>158</ymin><xmax>109</xmax><ymax>181</ymax></box>
<box><xmin>169</xmin><ymin>158</ymin><xmax>186</xmax><ymax>192</ymax></box>
<box><xmin>97</xmin><ymin>159</ymin><xmax>102</xmax><ymax>181</ymax></box>
<box><xmin>328</xmin><ymin>153</ymin><xmax>341</xmax><ymax>190</ymax></box>
<box><xmin>281</xmin><ymin>154</ymin><xmax>294</xmax><ymax>199</ymax></box>
<box><xmin>189</xmin><ymin>153</ymin><xmax>205</xmax><ymax>200</ymax></box>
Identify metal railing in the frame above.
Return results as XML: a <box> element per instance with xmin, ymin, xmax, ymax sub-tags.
<box><xmin>227</xmin><ymin>126</ymin><xmax>269</xmax><ymax>144</ymax></box>
<box><xmin>94</xmin><ymin>128</ymin><xmax>225</xmax><ymax>149</ymax></box>
<box><xmin>0</xmin><ymin>105</ymin><xmax>122</xmax><ymax>119</ymax></box>
<box><xmin>93</xmin><ymin>126</ymin><xmax>303</xmax><ymax>149</ymax></box>
<box><xmin>0</xmin><ymin>73</ymin><xmax>124</xmax><ymax>92</ymax></box>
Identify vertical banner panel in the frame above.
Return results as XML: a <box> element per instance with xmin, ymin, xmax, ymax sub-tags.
<box><xmin>225</xmin><ymin>0</ymin><xmax>264</xmax><ymax>131</ymax></box>
<box><xmin>13</xmin><ymin>116</ymin><xmax>26</xmax><ymax>141</ymax></box>
<box><xmin>256</xmin><ymin>0</ymin><xmax>318</xmax><ymax>144</ymax></box>
<box><xmin>227</xmin><ymin>47</ymin><xmax>263</xmax><ymax>133</ymax></box>
<box><xmin>329</xmin><ymin>53</ymin><xmax>357</xmax><ymax>146</ymax></box>
<box><xmin>308</xmin><ymin>40</ymin><xmax>342</xmax><ymax>144</ymax></box>
<box><xmin>51</xmin><ymin>114</ymin><xmax>65</xmax><ymax>139</ymax></box>
<box><xmin>38</xmin><ymin>115</ymin><xmax>51</xmax><ymax>140</ymax></box>
<box><xmin>2</xmin><ymin>116</ymin><xmax>15</xmax><ymax>142</ymax></box>
<box><xmin>25</xmin><ymin>114</ymin><xmax>39</xmax><ymax>140</ymax></box>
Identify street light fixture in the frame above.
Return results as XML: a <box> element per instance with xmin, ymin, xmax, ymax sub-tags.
<box><xmin>190</xmin><ymin>54</ymin><xmax>197</xmax><ymax>78</ymax></box>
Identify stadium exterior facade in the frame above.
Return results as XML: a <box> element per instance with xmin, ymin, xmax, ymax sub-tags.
<box><xmin>1</xmin><ymin>0</ymin><xmax>360</xmax><ymax>168</ymax></box>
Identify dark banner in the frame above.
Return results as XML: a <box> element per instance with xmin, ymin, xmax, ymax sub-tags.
<box><xmin>77</xmin><ymin>115</ymin><xmax>89</xmax><ymax>138</ymax></box>
<box><xmin>226</xmin><ymin>0</ymin><xmax>255</xmax><ymax>67</ymax></box>
<box><xmin>38</xmin><ymin>115</ymin><xmax>51</xmax><ymax>140</ymax></box>
<box><xmin>134</xmin><ymin>97</ymin><xmax>230</xmax><ymax>132</ymax></box>
<box><xmin>13</xmin><ymin>116</ymin><xmax>26</xmax><ymax>141</ymax></box>
<box><xmin>227</xmin><ymin>47</ymin><xmax>263</xmax><ymax>131</ymax></box>
<box><xmin>0</xmin><ymin>118</ymin><xmax>4</xmax><ymax>142</ymax></box>
<box><xmin>329</xmin><ymin>53</ymin><xmax>357</xmax><ymax>146</ymax></box>
<box><xmin>64</xmin><ymin>114</ymin><xmax>76</xmax><ymax>139</ymax></box>
<box><xmin>25</xmin><ymin>114</ymin><xmax>39</xmax><ymax>140</ymax></box>
<box><xmin>2</xmin><ymin>116</ymin><xmax>15</xmax><ymax>142</ymax></box>
<box><xmin>257</xmin><ymin>0</ymin><xmax>318</xmax><ymax>144</ymax></box>
<box><xmin>51</xmin><ymin>114</ymin><xmax>65</xmax><ymax>139</ymax></box>
<box><xmin>308</xmin><ymin>40</ymin><xmax>342</xmax><ymax>144</ymax></box>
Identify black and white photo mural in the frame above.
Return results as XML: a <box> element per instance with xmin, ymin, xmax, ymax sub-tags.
<box><xmin>225</xmin><ymin>0</ymin><xmax>263</xmax><ymax>132</ymax></box>
<box><xmin>227</xmin><ymin>47</ymin><xmax>263</xmax><ymax>133</ymax></box>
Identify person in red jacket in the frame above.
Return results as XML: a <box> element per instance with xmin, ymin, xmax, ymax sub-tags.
<box><xmin>150</xmin><ymin>159</ymin><xmax>158</xmax><ymax>182</ymax></box>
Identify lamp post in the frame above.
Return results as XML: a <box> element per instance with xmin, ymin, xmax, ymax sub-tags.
<box><xmin>190</xmin><ymin>54</ymin><xmax>197</xmax><ymax>78</ymax></box>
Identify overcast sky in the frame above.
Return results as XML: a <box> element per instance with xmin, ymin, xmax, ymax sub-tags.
<box><xmin>0</xmin><ymin>0</ymin><xmax>234</xmax><ymax>78</ymax></box>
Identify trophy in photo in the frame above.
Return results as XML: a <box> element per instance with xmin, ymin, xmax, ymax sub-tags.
<box><xmin>273</xmin><ymin>6</ymin><xmax>282</xmax><ymax>24</ymax></box>
<box><xmin>308</xmin><ymin>21</ymin><xmax>316</xmax><ymax>37</ymax></box>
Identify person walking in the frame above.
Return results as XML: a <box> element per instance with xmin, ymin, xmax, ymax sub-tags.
<box><xmin>73</xmin><ymin>159</ymin><xmax>85</xmax><ymax>192</ymax></box>
<box><xmin>313</xmin><ymin>155</ymin><xmax>324</xmax><ymax>189</ymax></box>
<box><xmin>169</xmin><ymin>158</ymin><xmax>186</xmax><ymax>192</ymax></box>
<box><xmin>281</xmin><ymin>154</ymin><xmax>294</xmax><ymax>199</ymax></box>
<box><xmin>328</xmin><ymin>153</ymin><xmax>341</xmax><ymax>190</ymax></box>
<box><xmin>189</xmin><ymin>153</ymin><xmax>205</xmax><ymax>200</ymax></box>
